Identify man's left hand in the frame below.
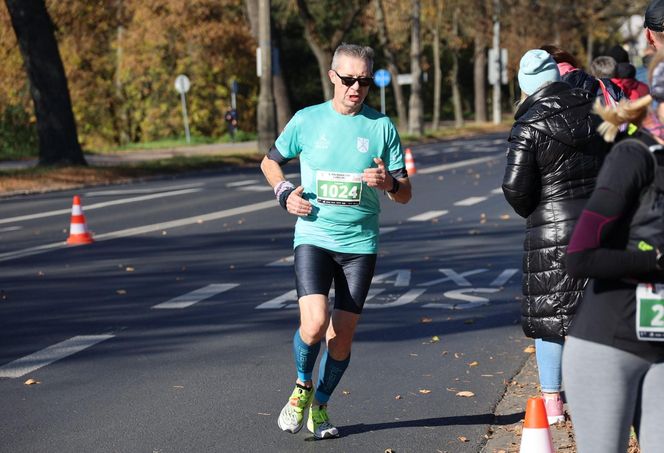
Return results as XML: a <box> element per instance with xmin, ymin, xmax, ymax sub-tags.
<box><xmin>363</xmin><ymin>157</ymin><xmax>392</xmax><ymax>191</ymax></box>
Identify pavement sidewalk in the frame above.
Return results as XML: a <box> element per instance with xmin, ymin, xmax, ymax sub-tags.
<box><xmin>0</xmin><ymin>140</ymin><xmax>259</xmax><ymax>170</ymax></box>
<box><xmin>481</xmin><ymin>352</ymin><xmax>576</xmax><ymax>453</ymax></box>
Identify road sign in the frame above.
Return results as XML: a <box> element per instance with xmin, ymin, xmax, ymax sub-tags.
<box><xmin>374</xmin><ymin>69</ymin><xmax>391</xmax><ymax>88</ymax></box>
<box><xmin>174</xmin><ymin>74</ymin><xmax>191</xmax><ymax>94</ymax></box>
<box><xmin>397</xmin><ymin>73</ymin><xmax>413</xmax><ymax>85</ymax></box>
<box><xmin>488</xmin><ymin>48</ymin><xmax>508</xmax><ymax>85</ymax></box>
<box><xmin>174</xmin><ymin>74</ymin><xmax>191</xmax><ymax>143</ymax></box>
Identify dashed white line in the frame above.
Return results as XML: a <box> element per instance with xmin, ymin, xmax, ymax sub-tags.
<box><xmin>239</xmin><ymin>186</ymin><xmax>273</xmax><ymax>192</ymax></box>
<box><xmin>0</xmin><ymin>188</ymin><xmax>202</xmax><ymax>225</ymax></box>
<box><xmin>226</xmin><ymin>180</ymin><xmax>260</xmax><ymax>187</ymax></box>
<box><xmin>454</xmin><ymin>196</ymin><xmax>487</xmax><ymax>206</ymax></box>
<box><xmin>418</xmin><ymin>155</ymin><xmax>501</xmax><ymax>175</ymax></box>
<box><xmin>152</xmin><ymin>283</ymin><xmax>238</xmax><ymax>309</ymax></box>
<box><xmin>408</xmin><ymin>210</ymin><xmax>448</xmax><ymax>222</ymax></box>
<box><xmin>0</xmin><ymin>199</ymin><xmax>277</xmax><ymax>263</ymax></box>
<box><xmin>0</xmin><ymin>226</ymin><xmax>22</xmax><ymax>233</ymax></box>
<box><xmin>0</xmin><ymin>335</ymin><xmax>115</xmax><ymax>379</ymax></box>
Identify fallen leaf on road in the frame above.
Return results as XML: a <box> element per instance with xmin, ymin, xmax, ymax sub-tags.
<box><xmin>431</xmin><ymin>336</ymin><xmax>440</xmax><ymax>343</ymax></box>
<box><xmin>420</xmin><ymin>317</ymin><xmax>433</xmax><ymax>323</ymax></box>
<box><xmin>116</xmin><ymin>289</ymin><xmax>127</xmax><ymax>295</ymax></box>
<box><xmin>468</xmin><ymin>229</ymin><xmax>480</xmax><ymax>235</ymax></box>
<box><xmin>454</xmin><ymin>352</ymin><xmax>463</xmax><ymax>359</ymax></box>
<box><xmin>257</xmin><ymin>413</ymin><xmax>271</xmax><ymax>416</ymax></box>
<box><xmin>385</xmin><ymin>449</ymin><xmax>395</xmax><ymax>453</ymax></box>
<box><xmin>457</xmin><ymin>436</ymin><xmax>469</xmax><ymax>442</ymax></box>
<box><xmin>481</xmin><ymin>374</ymin><xmax>494</xmax><ymax>377</ymax></box>
<box><xmin>24</xmin><ymin>378</ymin><xmax>40</xmax><ymax>385</ymax></box>
<box><xmin>125</xmin><ymin>267</ymin><xmax>135</xmax><ymax>272</ymax></box>
<box><xmin>468</xmin><ymin>361</ymin><xmax>479</xmax><ymax>367</ymax></box>
<box><xmin>172</xmin><ymin>385</ymin><xmax>184</xmax><ymax>389</ymax></box>
<box><xmin>395</xmin><ymin>394</ymin><xmax>402</xmax><ymax>400</ymax></box>
<box><xmin>456</xmin><ymin>391</ymin><xmax>475</xmax><ymax>398</ymax></box>
<box><xmin>342</xmin><ymin>390</ymin><xmax>351</xmax><ymax>395</ymax></box>
<box><xmin>419</xmin><ymin>389</ymin><xmax>431</xmax><ymax>394</ymax></box>
<box><xmin>523</xmin><ymin>345</ymin><xmax>536</xmax><ymax>353</ymax></box>
<box><xmin>500</xmin><ymin>214</ymin><xmax>511</xmax><ymax>220</ymax></box>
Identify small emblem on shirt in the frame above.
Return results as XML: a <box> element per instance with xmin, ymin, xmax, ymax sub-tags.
<box><xmin>357</xmin><ymin>137</ymin><xmax>369</xmax><ymax>153</ymax></box>
<box><xmin>315</xmin><ymin>134</ymin><xmax>330</xmax><ymax>150</ymax></box>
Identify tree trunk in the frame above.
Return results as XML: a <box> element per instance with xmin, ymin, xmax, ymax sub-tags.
<box><xmin>408</xmin><ymin>0</ymin><xmax>423</xmax><ymax>136</ymax></box>
<box><xmin>473</xmin><ymin>31</ymin><xmax>487</xmax><ymax>123</ymax></box>
<box><xmin>431</xmin><ymin>0</ymin><xmax>442</xmax><ymax>131</ymax></box>
<box><xmin>5</xmin><ymin>0</ymin><xmax>85</xmax><ymax>166</ymax></box>
<box><xmin>245</xmin><ymin>0</ymin><xmax>291</xmax><ymax>129</ymax></box>
<box><xmin>451</xmin><ymin>7</ymin><xmax>463</xmax><ymax>128</ymax></box>
<box><xmin>257</xmin><ymin>0</ymin><xmax>276</xmax><ymax>152</ymax></box>
<box><xmin>374</xmin><ymin>0</ymin><xmax>407</xmax><ymax>130</ymax></box>
<box><xmin>295</xmin><ymin>0</ymin><xmax>370</xmax><ymax>101</ymax></box>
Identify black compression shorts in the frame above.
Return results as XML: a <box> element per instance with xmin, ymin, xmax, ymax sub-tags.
<box><xmin>294</xmin><ymin>244</ymin><xmax>377</xmax><ymax>314</ymax></box>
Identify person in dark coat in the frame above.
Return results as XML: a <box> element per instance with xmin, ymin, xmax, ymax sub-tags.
<box><xmin>502</xmin><ymin>49</ymin><xmax>609</xmax><ymax>425</ymax></box>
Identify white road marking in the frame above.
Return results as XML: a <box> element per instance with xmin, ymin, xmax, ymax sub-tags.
<box><xmin>490</xmin><ymin>269</ymin><xmax>519</xmax><ymax>287</ymax></box>
<box><xmin>491</xmin><ymin>187</ymin><xmax>503</xmax><ymax>194</ymax></box>
<box><xmin>419</xmin><ymin>268</ymin><xmax>486</xmax><ymax>287</ymax></box>
<box><xmin>85</xmin><ymin>183</ymin><xmax>203</xmax><ymax>196</ymax></box>
<box><xmin>239</xmin><ymin>186</ymin><xmax>273</xmax><ymax>192</ymax></box>
<box><xmin>226</xmin><ymin>180</ymin><xmax>260</xmax><ymax>187</ymax></box>
<box><xmin>0</xmin><ymin>188</ymin><xmax>202</xmax><ymax>225</ymax></box>
<box><xmin>422</xmin><ymin>288</ymin><xmax>500</xmax><ymax>309</ymax></box>
<box><xmin>379</xmin><ymin>226</ymin><xmax>398</xmax><ymax>235</ymax></box>
<box><xmin>0</xmin><ymin>335</ymin><xmax>114</xmax><ymax>379</ymax></box>
<box><xmin>372</xmin><ymin>269</ymin><xmax>411</xmax><ymax>287</ymax></box>
<box><xmin>0</xmin><ymin>226</ymin><xmax>22</xmax><ymax>233</ymax></box>
<box><xmin>0</xmin><ymin>199</ymin><xmax>277</xmax><ymax>263</ymax></box>
<box><xmin>454</xmin><ymin>196</ymin><xmax>487</xmax><ymax>206</ymax></box>
<box><xmin>408</xmin><ymin>210</ymin><xmax>448</xmax><ymax>222</ymax></box>
<box><xmin>152</xmin><ymin>283</ymin><xmax>238</xmax><ymax>309</ymax></box>
<box><xmin>267</xmin><ymin>255</ymin><xmax>294</xmax><ymax>267</ymax></box>
<box><xmin>418</xmin><ymin>155</ymin><xmax>501</xmax><ymax>175</ymax></box>
<box><xmin>365</xmin><ymin>288</ymin><xmax>426</xmax><ymax>309</ymax></box>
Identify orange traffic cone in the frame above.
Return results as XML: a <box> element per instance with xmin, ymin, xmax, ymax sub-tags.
<box><xmin>519</xmin><ymin>397</ymin><xmax>555</xmax><ymax>453</ymax></box>
<box><xmin>405</xmin><ymin>148</ymin><xmax>417</xmax><ymax>175</ymax></box>
<box><xmin>66</xmin><ymin>195</ymin><xmax>94</xmax><ymax>245</ymax></box>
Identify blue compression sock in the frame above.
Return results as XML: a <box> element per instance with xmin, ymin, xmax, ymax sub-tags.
<box><xmin>293</xmin><ymin>329</ymin><xmax>321</xmax><ymax>382</ymax></box>
<box><xmin>315</xmin><ymin>350</ymin><xmax>350</xmax><ymax>404</ymax></box>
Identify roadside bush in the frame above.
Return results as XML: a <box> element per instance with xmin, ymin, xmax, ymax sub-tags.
<box><xmin>0</xmin><ymin>106</ymin><xmax>38</xmax><ymax>160</ymax></box>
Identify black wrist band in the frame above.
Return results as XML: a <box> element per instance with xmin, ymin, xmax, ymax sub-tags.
<box><xmin>278</xmin><ymin>188</ymin><xmax>294</xmax><ymax>210</ymax></box>
<box><xmin>388</xmin><ymin>177</ymin><xmax>400</xmax><ymax>194</ymax></box>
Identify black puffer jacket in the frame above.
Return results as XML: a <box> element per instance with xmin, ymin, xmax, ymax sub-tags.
<box><xmin>563</xmin><ymin>69</ymin><xmax>624</xmax><ymax>104</ymax></box>
<box><xmin>502</xmin><ymin>81</ymin><xmax>609</xmax><ymax>339</ymax></box>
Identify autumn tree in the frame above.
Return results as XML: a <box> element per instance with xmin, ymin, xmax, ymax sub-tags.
<box><xmin>4</xmin><ymin>0</ymin><xmax>85</xmax><ymax>165</ymax></box>
<box><xmin>295</xmin><ymin>0</ymin><xmax>372</xmax><ymax>100</ymax></box>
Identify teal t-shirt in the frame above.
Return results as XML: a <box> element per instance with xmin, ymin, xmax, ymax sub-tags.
<box><xmin>275</xmin><ymin>101</ymin><xmax>404</xmax><ymax>254</ymax></box>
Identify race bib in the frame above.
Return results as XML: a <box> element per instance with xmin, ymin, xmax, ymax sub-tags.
<box><xmin>636</xmin><ymin>283</ymin><xmax>664</xmax><ymax>341</ymax></box>
<box><xmin>316</xmin><ymin>171</ymin><xmax>363</xmax><ymax>205</ymax></box>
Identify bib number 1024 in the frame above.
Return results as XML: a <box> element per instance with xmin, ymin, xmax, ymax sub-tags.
<box><xmin>316</xmin><ymin>171</ymin><xmax>363</xmax><ymax>206</ymax></box>
<box><xmin>636</xmin><ymin>284</ymin><xmax>664</xmax><ymax>341</ymax></box>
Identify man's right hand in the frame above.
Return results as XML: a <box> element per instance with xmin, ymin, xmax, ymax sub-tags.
<box><xmin>287</xmin><ymin>186</ymin><xmax>312</xmax><ymax>216</ymax></box>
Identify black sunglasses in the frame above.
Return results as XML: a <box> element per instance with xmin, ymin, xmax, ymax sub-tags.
<box><xmin>333</xmin><ymin>70</ymin><xmax>373</xmax><ymax>87</ymax></box>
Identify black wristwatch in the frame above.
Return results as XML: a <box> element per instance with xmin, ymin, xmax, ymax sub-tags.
<box><xmin>388</xmin><ymin>176</ymin><xmax>400</xmax><ymax>194</ymax></box>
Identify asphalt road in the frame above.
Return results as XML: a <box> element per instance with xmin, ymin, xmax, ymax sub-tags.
<box><xmin>0</xmin><ymin>132</ymin><xmax>531</xmax><ymax>453</ymax></box>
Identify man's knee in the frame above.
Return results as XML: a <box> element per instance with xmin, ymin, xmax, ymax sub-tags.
<box><xmin>300</xmin><ymin>315</ymin><xmax>328</xmax><ymax>343</ymax></box>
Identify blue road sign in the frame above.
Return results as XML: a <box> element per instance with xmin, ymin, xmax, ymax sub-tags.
<box><xmin>374</xmin><ymin>69</ymin><xmax>391</xmax><ymax>88</ymax></box>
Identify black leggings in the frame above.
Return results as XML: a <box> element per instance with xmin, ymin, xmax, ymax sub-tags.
<box><xmin>294</xmin><ymin>244</ymin><xmax>377</xmax><ymax>314</ymax></box>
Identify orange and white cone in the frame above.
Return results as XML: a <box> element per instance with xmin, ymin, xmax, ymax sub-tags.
<box><xmin>519</xmin><ymin>397</ymin><xmax>555</xmax><ymax>453</ymax></box>
<box><xmin>66</xmin><ymin>195</ymin><xmax>94</xmax><ymax>245</ymax></box>
<box><xmin>405</xmin><ymin>148</ymin><xmax>416</xmax><ymax>175</ymax></box>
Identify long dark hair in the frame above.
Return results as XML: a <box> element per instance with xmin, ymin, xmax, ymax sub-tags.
<box><xmin>540</xmin><ymin>44</ymin><xmax>580</xmax><ymax>68</ymax></box>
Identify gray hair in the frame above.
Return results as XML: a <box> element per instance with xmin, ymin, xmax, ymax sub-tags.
<box><xmin>331</xmin><ymin>43</ymin><xmax>374</xmax><ymax>72</ymax></box>
<box><xmin>590</xmin><ymin>56</ymin><xmax>617</xmax><ymax>78</ymax></box>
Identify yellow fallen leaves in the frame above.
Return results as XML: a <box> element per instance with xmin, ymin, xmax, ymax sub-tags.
<box><xmin>24</xmin><ymin>378</ymin><xmax>40</xmax><ymax>385</ymax></box>
<box><xmin>468</xmin><ymin>361</ymin><xmax>479</xmax><ymax>367</ymax></box>
<box><xmin>457</xmin><ymin>436</ymin><xmax>469</xmax><ymax>442</ymax></box>
<box><xmin>456</xmin><ymin>391</ymin><xmax>475</xmax><ymax>398</ymax></box>
<box><xmin>420</xmin><ymin>316</ymin><xmax>433</xmax><ymax>323</ymax></box>
<box><xmin>523</xmin><ymin>345</ymin><xmax>536</xmax><ymax>353</ymax></box>
<box><xmin>500</xmin><ymin>214</ymin><xmax>511</xmax><ymax>220</ymax></box>
<box><xmin>419</xmin><ymin>389</ymin><xmax>432</xmax><ymax>394</ymax></box>
<box><xmin>430</xmin><ymin>336</ymin><xmax>440</xmax><ymax>343</ymax></box>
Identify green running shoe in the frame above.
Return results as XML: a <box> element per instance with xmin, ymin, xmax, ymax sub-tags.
<box><xmin>277</xmin><ymin>384</ymin><xmax>314</xmax><ymax>433</ymax></box>
<box><xmin>307</xmin><ymin>404</ymin><xmax>339</xmax><ymax>439</ymax></box>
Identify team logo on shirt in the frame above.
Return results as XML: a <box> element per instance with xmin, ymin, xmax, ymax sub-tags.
<box><xmin>315</xmin><ymin>134</ymin><xmax>330</xmax><ymax>150</ymax></box>
<box><xmin>357</xmin><ymin>137</ymin><xmax>369</xmax><ymax>153</ymax></box>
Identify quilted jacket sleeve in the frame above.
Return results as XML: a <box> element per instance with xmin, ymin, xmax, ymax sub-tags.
<box><xmin>502</xmin><ymin>124</ymin><xmax>541</xmax><ymax>218</ymax></box>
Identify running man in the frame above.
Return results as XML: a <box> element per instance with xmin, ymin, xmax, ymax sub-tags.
<box><xmin>260</xmin><ymin>43</ymin><xmax>412</xmax><ymax>439</ymax></box>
